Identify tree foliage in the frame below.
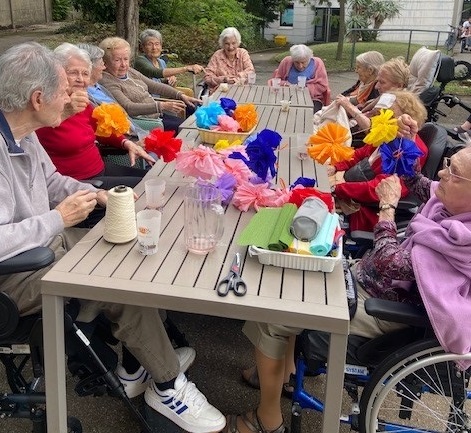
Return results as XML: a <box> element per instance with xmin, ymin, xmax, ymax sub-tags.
<box><xmin>244</xmin><ymin>0</ymin><xmax>290</xmax><ymax>29</ymax></box>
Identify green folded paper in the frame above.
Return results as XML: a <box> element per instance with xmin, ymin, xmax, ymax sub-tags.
<box><xmin>238</xmin><ymin>203</ymin><xmax>297</xmax><ymax>251</ymax></box>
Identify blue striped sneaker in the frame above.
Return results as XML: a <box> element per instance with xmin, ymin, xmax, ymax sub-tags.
<box><xmin>144</xmin><ymin>372</ymin><xmax>226</xmax><ymax>433</ymax></box>
<box><xmin>117</xmin><ymin>347</ymin><xmax>196</xmax><ymax>399</ymax></box>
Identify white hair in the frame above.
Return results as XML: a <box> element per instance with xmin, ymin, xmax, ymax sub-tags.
<box><xmin>0</xmin><ymin>42</ymin><xmax>62</xmax><ymax>112</ymax></box>
<box><xmin>290</xmin><ymin>44</ymin><xmax>313</xmax><ymax>61</ymax></box>
<box><xmin>54</xmin><ymin>42</ymin><xmax>92</xmax><ymax>71</ymax></box>
<box><xmin>76</xmin><ymin>43</ymin><xmax>104</xmax><ymax>65</ymax></box>
<box><xmin>356</xmin><ymin>51</ymin><xmax>385</xmax><ymax>75</ymax></box>
<box><xmin>139</xmin><ymin>29</ymin><xmax>162</xmax><ymax>45</ymax></box>
<box><xmin>218</xmin><ymin>27</ymin><xmax>241</xmax><ymax>48</ymax></box>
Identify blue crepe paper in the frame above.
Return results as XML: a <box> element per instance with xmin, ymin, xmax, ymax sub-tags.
<box><xmin>291</xmin><ymin>177</ymin><xmax>317</xmax><ymax>189</ymax></box>
<box><xmin>220</xmin><ymin>97</ymin><xmax>237</xmax><ymax>115</ymax></box>
<box><xmin>379</xmin><ymin>137</ymin><xmax>424</xmax><ymax>176</ymax></box>
<box><xmin>195</xmin><ymin>101</ymin><xmax>225</xmax><ymax>129</ymax></box>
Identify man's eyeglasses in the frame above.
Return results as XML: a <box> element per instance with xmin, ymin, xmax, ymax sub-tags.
<box><xmin>442</xmin><ymin>157</ymin><xmax>471</xmax><ymax>182</ymax></box>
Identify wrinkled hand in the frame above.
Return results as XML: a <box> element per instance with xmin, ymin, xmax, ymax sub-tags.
<box><xmin>167</xmin><ymin>75</ymin><xmax>177</xmax><ymax>86</ymax></box>
<box><xmin>187</xmin><ymin>64</ymin><xmax>204</xmax><ymax>74</ymax></box>
<box><xmin>335</xmin><ymin>94</ymin><xmax>351</xmax><ymax>109</ymax></box>
<box><xmin>68</xmin><ymin>90</ymin><xmax>89</xmax><ymax>115</ymax></box>
<box><xmin>56</xmin><ymin>190</ymin><xmax>98</xmax><ymax>227</ymax></box>
<box><xmin>397</xmin><ymin>114</ymin><xmax>419</xmax><ymax>140</ymax></box>
<box><xmin>96</xmin><ymin>189</ymin><xmax>108</xmax><ymax>207</ymax></box>
<box><xmin>181</xmin><ymin>94</ymin><xmax>201</xmax><ymax>109</ymax></box>
<box><xmin>160</xmin><ymin>100</ymin><xmax>186</xmax><ymax>117</ymax></box>
<box><xmin>122</xmin><ymin>139</ymin><xmax>156</xmax><ymax>167</ymax></box>
<box><xmin>326</xmin><ymin>165</ymin><xmax>337</xmax><ymax>176</ymax></box>
<box><xmin>375</xmin><ymin>175</ymin><xmax>401</xmax><ymax>207</ymax></box>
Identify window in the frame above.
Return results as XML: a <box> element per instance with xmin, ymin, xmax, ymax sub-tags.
<box><xmin>280</xmin><ymin>4</ymin><xmax>294</xmax><ymax>27</ymax></box>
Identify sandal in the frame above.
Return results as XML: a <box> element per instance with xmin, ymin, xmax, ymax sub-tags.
<box><xmin>241</xmin><ymin>366</ymin><xmax>294</xmax><ymax>399</ymax></box>
<box><xmin>225</xmin><ymin>410</ymin><xmax>286</xmax><ymax>433</ymax></box>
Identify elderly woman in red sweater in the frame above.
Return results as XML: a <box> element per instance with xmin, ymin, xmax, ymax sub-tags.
<box><xmin>36</xmin><ymin>43</ymin><xmax>155</xmax><ymax>191</ymax></box>
<box><xmin>328</xmin><ymin>90</ymin><xmax>429</xmax><ymax>232</ymax></box>
<box><xmin>271</xmin><ymin>44</ymin><xmax>330</xmax><ymax>111</ymax></box>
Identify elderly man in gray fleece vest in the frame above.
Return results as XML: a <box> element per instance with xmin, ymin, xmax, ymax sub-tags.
<box><xmin>0</xmin><ymin>42</ymin><xmax>225</xmax><ymax>433</ymax></box>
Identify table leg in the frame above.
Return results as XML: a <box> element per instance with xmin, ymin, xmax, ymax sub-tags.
<box><xmin>322</xmin><ymin>332</ymin><xmax>348</xmax><ymax>433</ymax></box>
<box><xmin>43</xmin><ymin>293</ymin><xmax>68</xmax><ymax>432</ymax></box>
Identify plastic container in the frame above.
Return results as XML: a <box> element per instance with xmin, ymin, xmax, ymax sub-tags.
<box><xmin>248</xmin><ymin>240</ymin><xmax>342</xmax><ymax>273</ymax></box>
<box><xmin>274</xmin><ymin>35</ymin><xmax>287</xmax><ymax>47</ymax></box>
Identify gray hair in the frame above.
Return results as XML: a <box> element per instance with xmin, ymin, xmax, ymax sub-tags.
<box><xmin>54</xmin><ymin>42</ymin><xmax>92</xmax><ymax>71</ymax></box>
<box><xmin>218</xmin><ymin>27</ymin><xmax>241</xmax><ymax>48</ymax></box>
<box><xmin>0</xmin><ymin>42</ymin><xmax>62</xmax><ymax>112</ymax></box>
<box><xmin>290</xmin><ymin>44</ymin><xmax>313</xmax><ymax>61</ymax></box>
<box><xmin>356</xmin><ymin>51</ymin><xmax>385</xmax><ymax>75</ymax></box>
<box><xmin>76</xmin><ymin>43</ymin><xmax>104</xmax><ymax>65</ymax></box>
<box><xmin>139</xmin><ymin>29</ymin><xmax>162</xmax><ymax>45</ymax></box>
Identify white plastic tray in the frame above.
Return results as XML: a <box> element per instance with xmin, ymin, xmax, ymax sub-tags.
<box><xmin>248</xmin><ymin>241</ymin><xmax>342</xmax><ymax>273</ymax></box>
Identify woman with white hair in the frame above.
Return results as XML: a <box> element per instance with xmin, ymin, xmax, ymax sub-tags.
<box><xmin>134</xmin><ymin>28</ymin><xmax>204</xmax><ymax>95</ymax></box>
<box><xmin>272</xmin><ymin>44</ymin><xmax>330</xmax><ymax>109</ymax></box>
<box><xmin>204</xmin><ymin>27</ymin><xmax>255</xmax><ymax>94</ymax></box>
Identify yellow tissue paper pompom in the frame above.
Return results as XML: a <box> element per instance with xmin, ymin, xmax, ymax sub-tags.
<box><xmin>363</xmin><ymin>109</ymin><xmax>398</xmax><ymax>147</ymax></box>
<box><xmin>214</xmin><ymin>139</ymin><xmax>242</xmax><ymax>152</ymax></box>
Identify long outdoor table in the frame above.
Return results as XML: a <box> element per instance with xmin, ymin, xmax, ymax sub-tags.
<box><xmin>41</xmin><ymin>135</ymin><xmax>349</xmax><ymax>433</ymax></box>
<box><xmin>179</xmin><ymin>103</ymin><xmax>314</xmax><ymax>134</ymax></box>
<box><xmin>210</xmin><ymin>84</ymin><xmax>313</xmax><ymax>108</ymax></box>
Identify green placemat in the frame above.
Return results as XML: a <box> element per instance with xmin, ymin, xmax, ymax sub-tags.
<box><xmin>238</xmin><ymin>203</ymin><xmax>297</xmax><ymax>251</ymax></box>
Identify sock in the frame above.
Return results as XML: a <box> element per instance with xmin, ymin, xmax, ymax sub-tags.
<box><xmin>121</xmin><ymin>346</ymin><xmax>141</xmax><ymax>375</ymax></box>
<box><xmin>155</xmin><ymin>377</ymin><xmax>176</xmax><ymax>391</ymax></box>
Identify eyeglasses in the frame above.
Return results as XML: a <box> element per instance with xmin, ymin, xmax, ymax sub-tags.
<box><xmin>65</xmin><ymin>69</ymin><xmax>91</xmax><ymax>79</ymax></box>
<box><xmin>442</xmin><ymin>157</ymin><xmax>471</xmax><ymax>182</ymax></box>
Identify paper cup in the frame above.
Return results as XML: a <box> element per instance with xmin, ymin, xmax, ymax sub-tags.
<box><xmin>280</xmin><ymin>99</ymin><xmax>291</xmax><ymax>112</ymax></box>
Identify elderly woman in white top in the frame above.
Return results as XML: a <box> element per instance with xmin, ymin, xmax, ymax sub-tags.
<box><xmin>272</xmin><ymin>44</ymin><xmax>331</xmax><ymax>110</ymax></box>
<box><xmin>204</xmin><ymin>27</ymin><xmax>255</xmax><ymax>94</ymax></box>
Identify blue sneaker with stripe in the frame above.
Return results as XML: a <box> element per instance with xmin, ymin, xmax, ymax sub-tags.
<box><xmin>144</xmin><ymin>372</ymin><xmax>226</xmax><ymax>433</ymax></box>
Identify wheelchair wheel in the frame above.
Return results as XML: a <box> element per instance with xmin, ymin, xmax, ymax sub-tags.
<box><xmin>359</xmin><ymin>338</ymin><xmax>471</xmax><ymax>433</ymax></box>
<box><xmin>67</xmin><ymin>416</ymin><xmax>82</xmax><ymax>433</ymax></box>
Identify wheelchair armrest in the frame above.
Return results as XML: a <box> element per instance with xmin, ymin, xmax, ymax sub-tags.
<box><xmin>0</xmin><ymin>247</ymin><xmax>55</xmax><ymax>275</ymax></box>
<box><xmin>364</xmin><ymin>298</ymin><xmax>430</xmax><ymax>328</ymax></box>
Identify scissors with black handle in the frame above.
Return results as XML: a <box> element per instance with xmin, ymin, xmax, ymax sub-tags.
<box><xmin>217</xmin><ymin>253</ymin><xmax>247</xmax><ymax>297</ymax></box>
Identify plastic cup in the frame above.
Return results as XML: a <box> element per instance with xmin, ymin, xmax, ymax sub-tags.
<box><xmin>145</xmin><ymin>178</ymin><xmax>166</xmax><ymax>210</ymax></box>
<box><xmin>297</xmin><ymin>76</ymin><xmax>307</xmax><ymax>89</ymax></box>
<box><xmin>271</xmin><ymin>77</ymin><xmax>281</xmax><ymax>91</ymax></box>
<box><xmin>219</xmin><ymin>83</ymin><xmax>229</xmax><ymax>92</ymax></box>
<box><xmin>136</xmin><ymin>209</ymin><xmax>161</xmax><ymax>255</ymax></box>
<box><xmin>247</xmin><ymin>72</ymin><xmax>256</xmax><ymax>85</ymax></box>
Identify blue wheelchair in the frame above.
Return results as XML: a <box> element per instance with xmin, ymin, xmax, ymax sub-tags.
<box><xmin>290</xmin><ymin>297</ymin><xmax>471</xmax><ymax>433</ymax></box>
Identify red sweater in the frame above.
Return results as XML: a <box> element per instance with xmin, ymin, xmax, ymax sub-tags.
<box><xmin>36</xmin><ymin>104</ymin><xmax>125</xmax><ymax>180</ymax></box>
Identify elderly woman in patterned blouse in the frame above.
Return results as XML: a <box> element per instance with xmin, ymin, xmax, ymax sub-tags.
<box><xmin>227</xmin><ymin>118</ymin><xmax>471</xmax><ymax>433</ymax></box>
<box><xmin>203</xmin><ymin>27</ymin><xmax>255</xmax><ymax>94</ymax></box>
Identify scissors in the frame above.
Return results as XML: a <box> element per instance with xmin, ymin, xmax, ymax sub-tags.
<box><xmin>217</xmin><ymin>253</ymin><xmax>247</xmax><ymax>297</ymax></box>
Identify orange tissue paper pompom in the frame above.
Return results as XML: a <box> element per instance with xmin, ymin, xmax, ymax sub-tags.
<box><xmin>307</xmin><ymin>122</ymin><xmax>354</xmax><ymax>164</ymax></box>
<box><xmin>233</xmin><ymin>103</ymin><xmax>258</xmax><ymax>132</ymax></box>
<box><xmin>92</xmin><ymin>103</ymin><xmax>131</xmax><ymax>137</ymax></box>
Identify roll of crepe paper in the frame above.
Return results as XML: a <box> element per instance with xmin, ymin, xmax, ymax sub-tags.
<box><xmin>288</xmin><ymin>239</ymin><xmax>312</xmax><ymax>255</ymax></box>
<box><xmin>290</xmin><ymin>197</ymin><xmax>328</xmax><ymax>241</ymax></box>
<box><xmin>309</xmin><ymin>212</ymin><xmax>339</xmax><ymax>256</ymax></box>
<box><xmin>267</xmin><ymin>203</ymin><xmax>298</xmax><ymax>251</ymax></box>
<box><xmin>104</xmin><ymin>185</ymin><xmax>137</xmax><ymax>244</ymax></box>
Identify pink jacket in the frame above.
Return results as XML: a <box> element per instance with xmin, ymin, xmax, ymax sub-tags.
<box><xmin>273</xmin><ymin>56</ymin><xmax>331</xmax><ymax>105</ymax></box>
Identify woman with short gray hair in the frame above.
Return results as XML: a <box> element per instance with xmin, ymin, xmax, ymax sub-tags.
<box><xmin>204</xmin><ymin>27</ymin><xmax>255</xmax><ymax>94</ymax></box>
<box><xmin>272</xmin><ymin>43</ymin><xmax>330</xmax><ymax>110</ymax></box>
<box><xmin>134</xmin><ymin>28</ymin><xmax>204</xmax><ymax>96</ymax></box>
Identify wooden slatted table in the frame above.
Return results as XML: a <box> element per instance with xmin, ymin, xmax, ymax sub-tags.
<box><xmin>210</xmin><ymin>84</ymin><xmax>313</xmax><ymax>108</ymax></box>
<box><xmin>41</xmin><ymin>135</ymin><xmax>348</xmax><ymax>433</ymax></box>
<box><xmin>179</xmin><ymin>104</ymin><xmax>313</xmax><ymax>134</ymax></box>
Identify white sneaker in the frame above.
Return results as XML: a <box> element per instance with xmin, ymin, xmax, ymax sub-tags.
<box><xmin>144</xmin><ymin>372</ymin><xmax>226</xmax><ymax>433</ymax></box>
<box><xmin>117</xmin><ymin>347</ymin><xmax>196</xmax><ymax>399</ymax></box>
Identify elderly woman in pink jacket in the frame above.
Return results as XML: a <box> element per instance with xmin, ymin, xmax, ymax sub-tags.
<box><xmin>272</xmin><ymin>44</ymin><xmax>330</xmax><ymax>111</ymax></box>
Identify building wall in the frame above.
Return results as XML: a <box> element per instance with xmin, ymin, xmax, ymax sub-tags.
<box><xmin>0</xmin><ymin>0</ymin><xmax>52</xmax><ymax>28</ymax></box>
<box><xmin>264</xmin><ymin>0</ymin><xmax>461</xmax><ymax>47</ymax></box>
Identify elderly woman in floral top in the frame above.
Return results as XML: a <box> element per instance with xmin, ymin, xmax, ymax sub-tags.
<box><xmin>204</xmin><ymin>27</ymin><xmax>255</xmax><ymax>94</ymax></box>
<box><xmin>226</xmin><ymin>119</ymin><xmax>471</xmax><ymax>433</ymax></box>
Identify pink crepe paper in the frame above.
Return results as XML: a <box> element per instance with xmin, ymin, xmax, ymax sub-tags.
<box><xmin>217</xmin><ymin>114</ymin><xmax>240</xmax><ymax>132</ymax></box>
<box><xmin>232</xmin><ymin>180</ymin><xmax>277</xmax><ymax>212</ymax></box>
<box><xmin>263</xmin><ymin>186</ymin><xmax>291</xmax><ymax>207</ymax></box>
<box><xmin>223</xmin><ymin>158</ymin><xmax>253</xmax><ymax>185</ymax></box>
<box><xmin>175</xmin><ymin>145</ymin><xmax>226</xmax><ymax>180</ymax></box>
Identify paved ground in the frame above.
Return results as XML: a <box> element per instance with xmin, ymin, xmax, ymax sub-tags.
<box><xmin>1</xmin><ymin>25</ymin><xmax>470</xmax><ymax>433</ymax></box>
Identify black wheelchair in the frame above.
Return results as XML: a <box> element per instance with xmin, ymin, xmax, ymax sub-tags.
<box><xmin>289</xmin><ymin>295</ymin><xmax>471</xmax><ymax>433</ymax></box>
<box><xmin>0</xmin><ymin>246</ymin><xmax>188</xmax><ymax>433</ymax></box>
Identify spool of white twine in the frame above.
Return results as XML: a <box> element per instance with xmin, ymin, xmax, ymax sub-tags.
<box><xmin>103</xmin><ymin>185</ymin><xmax>137</xmax><ymax>243</ymax></box>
